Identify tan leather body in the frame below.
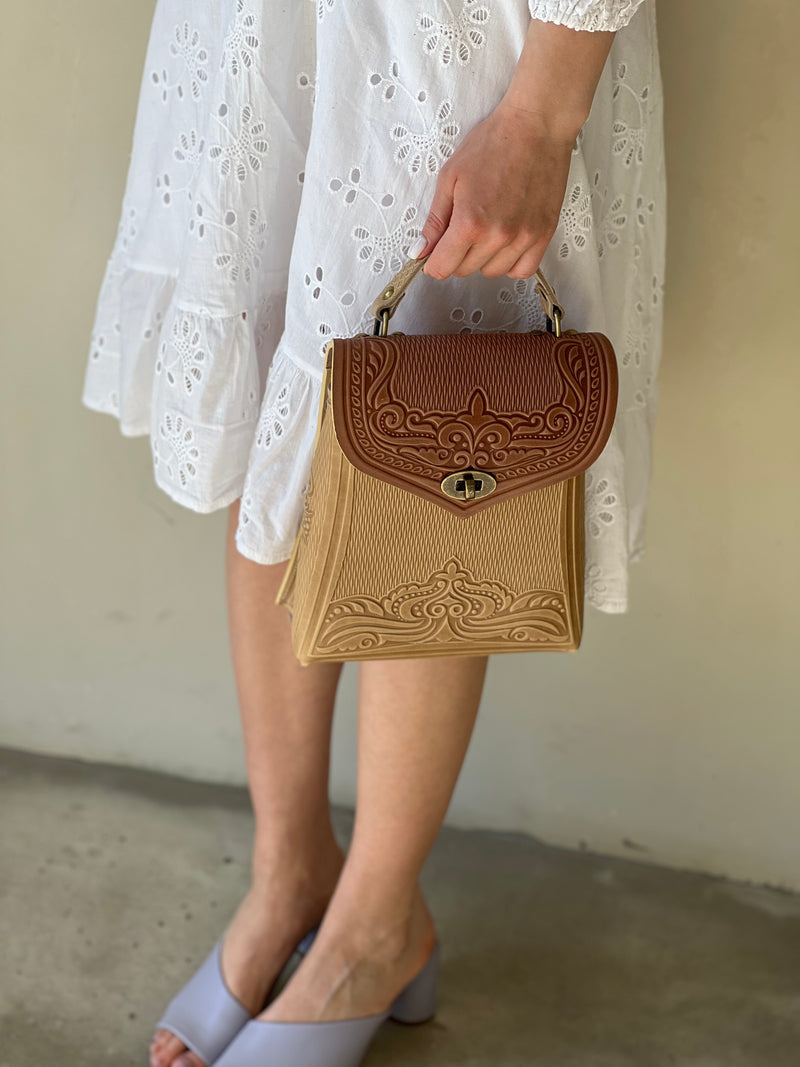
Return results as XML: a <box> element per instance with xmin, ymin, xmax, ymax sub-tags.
<box><xmin>275</xmin><ymin>325</ymin><xmax>617</xmax><ymax>665</ymax></box>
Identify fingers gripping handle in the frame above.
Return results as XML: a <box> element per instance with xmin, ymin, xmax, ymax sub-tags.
<box><xmin>370</xmin><ymin>254</ymin><xmax>565</xmax><ymax>336</ymax></box>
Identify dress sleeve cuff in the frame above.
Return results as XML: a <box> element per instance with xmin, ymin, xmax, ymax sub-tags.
<box><xmin>527</xmin><ymin>0</ymin><xmax>647</xmax><ymax>32</ymax></box>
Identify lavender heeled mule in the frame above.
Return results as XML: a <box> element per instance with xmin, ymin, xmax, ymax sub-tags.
<box><xmin>154</xmin><ymin>927</ymin><xmax>319</xmax><ymax>1065</ymax></box>
<box><xmin>212</xmin><ymin>940</ymin><xmax>441</xmax><ymax>1067</ymax></box>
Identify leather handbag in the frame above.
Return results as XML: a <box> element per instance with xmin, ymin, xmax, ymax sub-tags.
<box><xmin>275</xmin><ymin>255</ymin><xmax>618</xmax><ymax>664</ymax></box>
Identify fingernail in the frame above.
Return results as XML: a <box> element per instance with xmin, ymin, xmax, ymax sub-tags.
<box><xmin>408</xmin><ymin>235</ymin><xmax>427</xmax><ymax>259</ymax></box>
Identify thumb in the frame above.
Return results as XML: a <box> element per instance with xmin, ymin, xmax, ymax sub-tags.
<box><xmin>409</xmin><ymin>170</ymin><xmax>456</xmax><ymax>263</ymax></box>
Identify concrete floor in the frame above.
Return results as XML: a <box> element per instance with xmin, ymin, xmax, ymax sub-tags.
<box><xmin>2</xmin><ymin>748</ymin><xmax>800</xmax><ymax>1067</ymax></box>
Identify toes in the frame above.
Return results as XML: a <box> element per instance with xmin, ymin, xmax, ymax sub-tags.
<box><xmin>174</xmin><ymin>1055</ymin><xmax>206</xmax><ymax>1067</ymax></box>
<box><xmin>150</xmin><ymin>1029</ymin><xmax>173</xmax><ymax>1051</ymax></box>
<box><xmin>150</xmin><ymin>1028</ymin><xmax>176</xmax><ymax>1052</ymax></box>
<box><xmin>149</xmin><ymin>1031</ymin><xmax>192</xmax><ymax>1067</ymax></box>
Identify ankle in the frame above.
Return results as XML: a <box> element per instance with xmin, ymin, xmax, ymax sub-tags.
<box><xmin>325</xmin><ymin>880</ymin><xmax>436</xmax><ymax>963</ymax></box>
<box><xmin>250</xmin><ymin>832</ymin><xmax>345</xmax><ymax>902</ymax></box>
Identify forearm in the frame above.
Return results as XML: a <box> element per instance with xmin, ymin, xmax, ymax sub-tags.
<box><xmin>499</xmin><ymin>19</ymin><xmax>616</xmax><ymax>143</ymax></box>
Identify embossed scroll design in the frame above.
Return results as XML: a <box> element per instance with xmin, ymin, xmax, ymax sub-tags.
<box><xmin>356</xmin><ymin>335</ymin><xmax>591</xmax><ymax>479</ymax></box>
<box><xmin>316</xmin><ymin>557</ymin><xmax>570</xmax><ymax>655</ymax></box>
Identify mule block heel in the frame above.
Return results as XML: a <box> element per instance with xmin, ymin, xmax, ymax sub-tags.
<box><xmin>389</xmin><ymin>940</ymin><xmax>441</xmax><ymax>1024</ymax></box>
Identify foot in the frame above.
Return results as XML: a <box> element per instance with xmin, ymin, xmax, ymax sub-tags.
<box><xmin>257</xmin><ymin>882</ymin><xmax>437</xmax><ymax>1024</ymax></box>
<box><xmin>149</xmin><ymin>845</ymin><xmax>345</xmax><ymax>1067</ymax></box>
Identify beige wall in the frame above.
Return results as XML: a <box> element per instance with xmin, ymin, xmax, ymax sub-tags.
<box><xmin>2</xmin><ymin>3</ymin><xmax>798</xmax><ymax>889</ymax></box>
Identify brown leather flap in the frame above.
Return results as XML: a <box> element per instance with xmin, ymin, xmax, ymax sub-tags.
<box><xmin>330</xmin><ymin>330</ymin><xmax>618</xmax><ymax>517</ymax></box>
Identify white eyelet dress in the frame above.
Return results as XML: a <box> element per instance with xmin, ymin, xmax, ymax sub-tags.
<box><xmin>82</xmin><ymin>0</ymin><xmax>665</xmax><ymax>615</ymax></box>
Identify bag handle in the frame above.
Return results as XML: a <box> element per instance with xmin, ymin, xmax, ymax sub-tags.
<box><xmin>370</xmin><ymin>254</ymin><xmax>565</xmax><ymax>338</ymax></box>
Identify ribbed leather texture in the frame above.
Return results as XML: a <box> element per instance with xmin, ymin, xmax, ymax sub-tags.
<box><xmin>341</xmin><ymin>469</ymin><xmax>566</xmax><ymax>595</ymax></box>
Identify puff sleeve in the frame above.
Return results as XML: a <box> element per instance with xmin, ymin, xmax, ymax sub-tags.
<box><xmin>527</xmin><ymin>0</ymin><xmax>648</xmax><ymax>32</ymax></box>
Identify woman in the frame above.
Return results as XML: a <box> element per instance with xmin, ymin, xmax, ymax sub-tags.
<box><xmin>83</xmin><ymin>2</ymin><xmax>665</xmax><ymax>1064</ymax></box>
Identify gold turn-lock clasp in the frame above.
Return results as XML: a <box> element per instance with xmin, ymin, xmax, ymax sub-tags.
<box><xmin>441</xmin><ymin>469</ymin><xmax>497</xmax><ymax>501</ymax></box>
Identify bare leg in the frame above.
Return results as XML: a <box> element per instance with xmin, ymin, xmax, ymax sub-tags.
<box><xmin>151</xmin><ymin>499</ymin><xmax>346</xmax><ymax>1067</ymax></box>
<box><xmin>262</xmin><ymin>654</ymin><xmax>488</xmax><ymax>1022</ymax></box>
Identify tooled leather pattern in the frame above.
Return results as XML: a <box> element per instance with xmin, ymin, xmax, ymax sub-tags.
<box><xmin>331</xmin><ymin>331</ymin><xmax>617</xmax><ymax>517</ymax></box>
<box><xmin>316</xmin><ymin>557</ymin><xmax>570</xmax><ymax>655</ymax></box>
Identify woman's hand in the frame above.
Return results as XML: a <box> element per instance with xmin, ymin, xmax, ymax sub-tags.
<box><xmin>410</xmin><ymin>19</ymin><xmax>616</xmax><ymax>281</ymax></box>
<box><xmin>412</xmin><ymin>103</ymin><xmax>575</xmax><ymax>281</ymax></box>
